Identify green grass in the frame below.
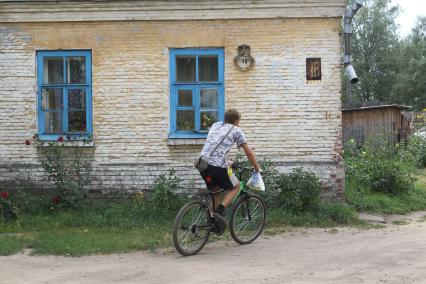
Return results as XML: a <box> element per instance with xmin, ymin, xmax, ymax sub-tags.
<box><xmin>0</xmin><ymin>234</ymin><xmax>29</xmax><ymax>255</ymax></box>
<box><xmin>4</xmin><ymin>168</ymin><xmax>424</xmax><ymax>257</ymax></box>
<box><xmin>346</xmin><ymin>169</ymin><xmax>426</xmax><ymax>214</ymax></box>
<box><xmin>2</xmin><ymin>168</ymin><xmax>425</xmax><ymax>257</ymax></box>
<box><xmin>0</xmin><ymin>226</ymin><xmax>173</xmax><ymax>257</ymax></box>
<box><xmin>417</xmin><ymin>168</ymin><xmax>426</xmax><ymax>187</ymax></box>
<box><xmin>30</xmin><ymin>228</ymin><xmax>171</xmax><ymax>256</ymax></box>
<box><xmin>0</xmin><ymin>197</ymin><xmax>362</xmax><ymax>256</ymax></box>
<box><xmin>266</xmin><ymin>201</ymin><xmax>360</xmax><ymax>229</ymax></box>
<box><xmin>0</xmin><ymin>202</ymin><xmax>177</xmax><ymax>256</ymax></box>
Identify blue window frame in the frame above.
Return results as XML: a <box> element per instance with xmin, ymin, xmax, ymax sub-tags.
<box><xmin>169</xmin><ymin>48</ymin><xmax>224</xmax><ymax>138</ymax></box>
<box><xmin>37</xmin><ymin>50</ymin><xmax>92</xmax><ymax>141</ymax></box>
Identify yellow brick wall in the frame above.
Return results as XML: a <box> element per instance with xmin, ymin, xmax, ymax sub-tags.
<box><xmin>0</xmin><ymin>18</ymin><xmax>344</xmax><ymax>198</ymax></box>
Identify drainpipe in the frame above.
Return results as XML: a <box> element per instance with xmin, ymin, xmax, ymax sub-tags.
<box><xmin>344</xmin><ymin>0</ymin><xmax>363</xmax><ymax>108</ymax></box>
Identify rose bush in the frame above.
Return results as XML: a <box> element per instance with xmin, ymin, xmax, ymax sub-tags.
<box><xmin>0</xmin><ymin>191</ymin><xmax>18</xmax><ymax>221</ymax></box>
<box><xmin>26</xmin><ymin>134</ymin><xmax>92</xmax><ymax>208</ymax></box>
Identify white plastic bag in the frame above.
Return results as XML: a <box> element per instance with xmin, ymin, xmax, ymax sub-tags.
<box><xmin>247</xmin><ymin>172</ymin><xmax>265</xmax><ymax>191</ymax></box>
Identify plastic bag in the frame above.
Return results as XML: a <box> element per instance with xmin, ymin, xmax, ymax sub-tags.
<box><xmin>247</xmin><ymin>172</ymin><xmax>265</xmax><ymax>191</ymax></box>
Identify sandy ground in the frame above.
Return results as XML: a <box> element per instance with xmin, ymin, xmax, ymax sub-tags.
<box><xmin>1</xmin><ymin>215</ymin><xmax>426</xmax><ymax>284</ymax></box>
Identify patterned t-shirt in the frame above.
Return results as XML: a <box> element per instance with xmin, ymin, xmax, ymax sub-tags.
<box><xmin>200</xmin><ymin>122</ymin><xmax>247</xmax><ymax>168</ymax></box>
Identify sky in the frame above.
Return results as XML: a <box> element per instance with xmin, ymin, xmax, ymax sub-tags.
<box><xmin>391</xmin><ymin>0</ymin><xmax>426</xmax><ymax>37</ymax></box>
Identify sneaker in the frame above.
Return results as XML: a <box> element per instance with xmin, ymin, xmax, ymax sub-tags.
<box><xmin>211</xmin><ymin>224</ymin><xmax>225</xmax><ymax>236</ymax></box>
<box><xmin>213</xmin><ymin>212</ymin><xmax>228</xmax><ymax>229</ymax></box>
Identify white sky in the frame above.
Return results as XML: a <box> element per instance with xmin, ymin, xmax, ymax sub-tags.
<box><xmin>391</xmin><ymin>0</ymin><xmax>426</xmax><ymax>37</ymax></box>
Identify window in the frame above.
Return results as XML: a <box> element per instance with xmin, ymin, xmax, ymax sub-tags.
<box><xmin>169</xmin><ymin>48</ymin><xmax>224</xmax><ymax>138</ymax></box>
<box><xmin>306</xmin><ymin>58</ymin><xmax>321</xmax><ymax>81</ymax></box>
<box><xmin>37</xmin><ymin>50</ymin><xmax>92</xmax><ymax>140</ymax></box>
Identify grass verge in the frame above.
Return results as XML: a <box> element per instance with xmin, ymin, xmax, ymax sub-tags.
<box><xmin>346</xmin><ymin>169</ymin><xmax>426</xmax><ymax>214</ymax></box>
<box><xmin>3</xmin><ymin>168</ymin><xmax>423</xmax><ymax>257</ymax></box>
<box><xmin>0</xmin><ymin>202</ymin><xmax>176</xmax><ymax>256</ymax></box>
<box><xmin>0</xmin><ymin>234</ymin><xmax>29</xmax><ymax>256</ymax></box>
<box><xmin>0</xmin><ymin>198</ymin><xmax>360</xmax><ymax>256</ymax></box>
<box><xmin>267</xmin><ymin>201</ymin><xmax>360</xmax><ymax>229</ymax></box>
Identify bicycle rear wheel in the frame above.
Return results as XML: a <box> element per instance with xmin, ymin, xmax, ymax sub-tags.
<box><xmin>172</xmin><ymin>200</ymin><xmax>211</xmax><ymax>256</ymax></box>
<box><xmin>229</xmin><ymin>193</ymin><xmax>266</xmax><ymax>245</ymax></box>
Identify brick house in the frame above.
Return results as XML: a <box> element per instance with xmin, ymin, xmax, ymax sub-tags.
<box><xmin>0</xmin><ymin>0</ymin><xmax>347</xmax><ymax>198</ymax></box>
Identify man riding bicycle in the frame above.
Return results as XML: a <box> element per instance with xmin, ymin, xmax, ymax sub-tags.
<box><xmin>199</xmin><ymin>109</ymin><xmax>261</xmax><ymax>231</ymax></box>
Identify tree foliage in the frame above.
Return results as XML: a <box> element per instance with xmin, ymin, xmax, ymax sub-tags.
<box><xmin>345</xmin><ymin>0</ymin><xmax>425</xmax><ymax>111</ymax></box>
<box><xmin>350</xmin><ymin>0</ymin><xmax>400</xmax><ymax>103</ymax></box>
<box><xmin>392</xmin><ymin>17</ymin><xmax>426</xmax><ymax>110</ymax></box>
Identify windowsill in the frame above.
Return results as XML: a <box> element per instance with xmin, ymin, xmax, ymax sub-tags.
<box><xmin>167</xmin><ymin>138</ymin><xmax>206</xmax><ymax>146</ymax></box>
<box><xmin>36</xmin><ymin>140</ymin><xmax>95</xmax><ymax>148</ymax></box>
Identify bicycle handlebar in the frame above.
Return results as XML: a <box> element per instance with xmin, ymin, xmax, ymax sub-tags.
<box><xmin>231</xmin><ymin>162</ymin><xmax>250</xmax><ymax>170</ymax></box>
<box><xmin>231</xmin><ymin>162</ymin><xmax>266</xmax><ymax>177</ymax></box>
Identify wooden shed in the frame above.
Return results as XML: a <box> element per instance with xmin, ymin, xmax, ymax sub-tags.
<box><xmin>342</xmin><ymin>105</ymin><xmax>411</xmax><ymax>147</ymax></box>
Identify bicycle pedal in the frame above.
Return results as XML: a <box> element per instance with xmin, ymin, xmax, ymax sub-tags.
<box><xmin>214</xmin><ymin>227</ymin><xmax>225</xmax><ymax>236</ymax></box>
<box><xmin>211</xmin><ymin>224</ymin><xmax>225</xmax><ymax>235</ymax></box>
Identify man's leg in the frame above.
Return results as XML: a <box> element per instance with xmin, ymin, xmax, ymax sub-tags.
<box><xmin>221</xmin><ymin>183</ymin><xmax>240</xmax><ymax>208</ymax></box>
<box><xmin>213</xmin><ymin>183</ymin><xmax>240</xmax><ymax>228</ymax></box>
<box><xmin>211</xmin><ymin>168</ymin><xmax>239</xmax><ymax>229</ymax></box>
<box><xmin>209</xmin><ymin>186</ymin><xmax>223</xmax><ymax>214</ymax></box>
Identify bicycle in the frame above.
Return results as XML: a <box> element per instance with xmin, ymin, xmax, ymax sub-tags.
<box><xmin>172</xmin><ymin>163</ymin><xmax>267</xmax><ymax>256</ymax></box>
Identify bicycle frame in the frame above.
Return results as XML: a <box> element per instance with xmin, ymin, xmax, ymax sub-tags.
<box><xmin>202</xmin><ymin>163</ymin><xmax>254</xmax><ymax>222</ymax></box>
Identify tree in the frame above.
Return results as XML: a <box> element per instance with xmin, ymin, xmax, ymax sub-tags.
<box><xmin>392</xmin><ymin>17</ymin><xmax>426</xmax><ymax>110</ymax></box>
<box><xmin>347</xmin><ymin>0</ymin><xmax>400</xmax><ymax>103</ymax></box>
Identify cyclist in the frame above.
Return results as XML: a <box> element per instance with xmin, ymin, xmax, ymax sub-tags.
<box><xmin>199</xmin><ymin>109</ymin><xmax>261</xmax><ymax>231</ymax></box>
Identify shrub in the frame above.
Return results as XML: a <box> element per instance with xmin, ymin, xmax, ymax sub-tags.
<box><xmin>10</xmin><ymin>191</ymin><xmax>53</xmax><ymax>216</ymax></box>
<box><xmin>0</xmin><ymin>191</ymin><xmax>18</xmax><ymax>221</ymax></box>
<box><xmin>316</xmin><ymin>201</ymin><xmax>358</xmax><ymax>224</ymax></box>
<box><xmin>28</xmin><ymin>134</ymin><xmax>92</xmax><ymax>208</ymax></box>
<box><xmin>399</xmin><ymin>135</ymin><xmax>426</xmax><ymax>168</ymax></box>
<box><xmin>276</xmin><ymin>168</ymin><xmax>322</xmax><ymax>213</ymax></box>
<box><xmin>151</xmin><ymin>169</ymin><xmax>181</xmax><ymax>213</ymax></box>
<box><xmin>345</xmin><ymin>137</ymin><xmax>416</xmax><ymax>195</ymax></box>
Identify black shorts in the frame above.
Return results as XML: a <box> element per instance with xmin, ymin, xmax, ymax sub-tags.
<box><xmin>201</xmin><ymin>165</ymin><xmax>235</xmax><ymax>191</ymax></box>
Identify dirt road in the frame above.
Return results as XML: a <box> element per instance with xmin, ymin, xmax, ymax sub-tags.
<box><xmin>2</xmin><ymin>219</ymin><xmax>426</xmax><ymax>284</ymax></box>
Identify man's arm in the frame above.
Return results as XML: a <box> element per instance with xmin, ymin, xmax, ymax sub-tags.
<box><xmin>240</xmin><ymin>143</ymin><xmax>261</xmax><ymax>172</ymax></box>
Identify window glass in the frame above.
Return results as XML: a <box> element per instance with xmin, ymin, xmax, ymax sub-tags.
<box><xmin>42</xmin><ymin>88</ymin><xmax>63</xmax><ymax>110</ymax></box>
<box><xmin>68</xmin><ymin>89</ymin><xmax>86</xmax><ymax>109</ymax></box>
<box><xmin>68</xmin><ymin>111</ymin><xmax>86</xmax><ymax>132</ymax></box>
<box><xmin>176</xmin><ymin>110</ymin><xmax>195</xmax><ymax>131</ymax></box>
<box><xmin>178</xmin><ymin>90</ymin><xmax>192</xmax><ymax>107</ymax></box>
<box><xmin>67</xmin><ymin>57</ymin><xmax>86</xmax><ymax>83</ymax></box>
<box><xmin>200</xmin><ymin>111</ymin><xmax>218</xmax><ymax>131</ymax></box>
<box><xmin>44</xmin><ymin>112</ymin><xmax>63</xmax><ymax>134</ymax></box>
<box><xmin>176</xmin><ymin>56</ymin><xmax>196</xmax><ymax>82</ymax></box>
<box><xmin>43</xmin><ymin>57</ymin><xmax>63</xmax><ymax>84</ymax></box>
<box><xmin>200</xmin><ymin>88</ymin><xmax>218</xmax><ymax>108</ymax></box>
<box><xmin>199</xmin><ymin>56</ymin><xmax>218</xmax><ymax>81</ymax></box>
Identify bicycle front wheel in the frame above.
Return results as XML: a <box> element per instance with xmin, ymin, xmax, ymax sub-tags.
<box><xmin>229</xmin><ymin>193</ymin><xmax>266</xmax><ymax>245</ymax></box>
<box><xmin>172</xmin><ymin>200</ymin><xmax>211</xmax><ymax>256</ymax></box>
